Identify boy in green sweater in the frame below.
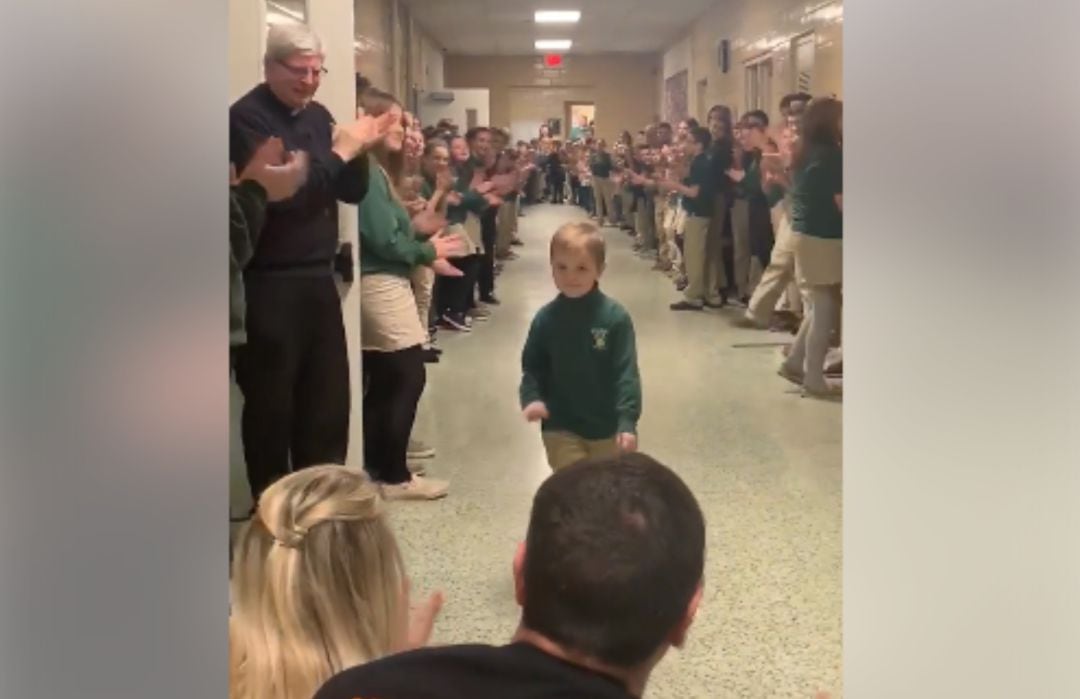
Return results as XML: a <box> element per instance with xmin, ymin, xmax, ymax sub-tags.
<box><xmin>520</xmin><ymin>221</ymin><xmax>643</xmax><ymax>471</ymax></box>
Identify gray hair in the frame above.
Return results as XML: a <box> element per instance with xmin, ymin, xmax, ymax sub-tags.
<box><xmin>265</xmin><ymin>24</ymin><xmax>324</xmax><ymax>63</ymax></box>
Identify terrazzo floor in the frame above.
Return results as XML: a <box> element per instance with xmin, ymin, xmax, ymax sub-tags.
<box><xmin>230</xmin><ymin>203</ymin><xmax>842</xmax><ymax>698</ymax></box>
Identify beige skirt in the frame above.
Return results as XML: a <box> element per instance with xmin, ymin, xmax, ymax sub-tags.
<box><xmin>460</xmin><ymin>215</ymin><xmax>483</xmax><ymax>254</ymax></box>
<box><xmin>360</xmin><ymin>273</ymin><xmax>426</xmax><ymax>352</ymax></box>
<box><xmin>792</xmin><ymin>231</ymin><xmax>843</xmax><ymax>286</ymax></box>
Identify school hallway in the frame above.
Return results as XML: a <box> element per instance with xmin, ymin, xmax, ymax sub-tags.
<box><xmin>400</xmin><ymin>202</ymin><xmax>842</xmax><ymax>698</ymax></box>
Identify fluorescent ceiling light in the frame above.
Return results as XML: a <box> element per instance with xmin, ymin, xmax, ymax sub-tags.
<box><xmin>535</xmin><ymin>10</ymin><xmax>581</xmax><ymax>23</ymax></box>
<box><xmin>535</xmin><ymin>39</ymin><xmax>573</xmax><ymax>50</ymax></box>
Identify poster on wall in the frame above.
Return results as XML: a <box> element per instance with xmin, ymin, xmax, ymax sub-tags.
<box><xmin>664</xmin><ymin>70</ymin><xmax>689</xmax><ymax>123</ymax></box>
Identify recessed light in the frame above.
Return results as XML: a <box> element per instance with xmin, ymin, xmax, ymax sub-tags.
<box><xmin>535</xmin><ymin>10</ymin><xmax>581</xmax><ymax>23</ymax></box>
<box><xmin>535</xmin><ymin>39</ymin><xmax>573</xmax><ymax>51</ymax></box>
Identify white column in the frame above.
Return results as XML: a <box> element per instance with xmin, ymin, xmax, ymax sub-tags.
<box><xmin>308</xmin><ymin>0</ymin><xmax>364</xmax><ymax>467</ymax></box>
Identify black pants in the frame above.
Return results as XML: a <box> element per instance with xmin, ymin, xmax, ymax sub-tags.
<box><xmin>550</xmin><ymin>176</ymin><xmax>566</xmax><ymax>203</ymax></box>
<box><xmin>478</xmin><ymin>210</ymin><xmax>498</xmax><ymax>298</ymax></box>
<box><xmin>439</xmin><ymin>254</ymin><xmax>480</xmax><ymax>315</ymax></box>
<box><xmin>235</xmin><ymin>272</ymin><xmax>350</xmax><ymax>500</ymax></box>
<box><xmin>749</xmin><ymin>199</ymin><xmax>775</xmax><ymax>269</ymax></box>
<box><xmin>362</xmin><ymin>346</ymin><xmax>425</xmax><ymax>485</ymax></box>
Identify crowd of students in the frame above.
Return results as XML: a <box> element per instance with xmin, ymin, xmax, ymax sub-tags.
<box><xmin>227</xmin><ymin>22</ymin><xmax>840</xmax><ymax>698</ymax></box>
<box><xmin>517</xmin><ymin>93</ymin><xmax>844</xmax><ymax>398</ymax></box>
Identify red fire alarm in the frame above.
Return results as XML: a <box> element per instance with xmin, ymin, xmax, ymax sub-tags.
<box><xmin>543</xmin><ymin>53</ymin><xmax>564</xmax><ymax>68</ymax></box>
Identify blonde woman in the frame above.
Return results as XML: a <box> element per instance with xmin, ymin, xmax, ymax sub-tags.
<box><xmin>230</xmin><ymin>465</ymin><xmax>443</xmax><ymax>699</ymax></box>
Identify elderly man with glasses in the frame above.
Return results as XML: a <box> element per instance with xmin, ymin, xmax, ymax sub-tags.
<box><xmin>229</xmin><ymin>24</ymin><xmax>389</xmax><ymax>511</ymax></box>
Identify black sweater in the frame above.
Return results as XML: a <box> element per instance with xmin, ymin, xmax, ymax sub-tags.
<box><xmin>229</xmin><ymin>83</ymin><xmax>369</xmax><ymax>271</ymax></box>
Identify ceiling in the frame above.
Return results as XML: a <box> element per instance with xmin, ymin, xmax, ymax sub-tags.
<box><xmin>400</xmin><ymin>0</ymin><xmax>719</xmax><ymax>55</ymax></box>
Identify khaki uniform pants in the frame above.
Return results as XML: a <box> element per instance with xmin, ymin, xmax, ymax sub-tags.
<box><xmin>682</xmin><ymin>214</ymin><xmax>724</xmax><ymax>306</ymax></box>
<box><xmin>542</xmin><ymin>431</ymin><xmax>619</xmax><ymax>472</ymax></box>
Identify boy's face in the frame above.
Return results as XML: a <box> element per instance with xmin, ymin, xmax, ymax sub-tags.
<box><xmin>551</xmin><ymin>246</ymin><xmax>602</xmax><ymax>298</ymax></box>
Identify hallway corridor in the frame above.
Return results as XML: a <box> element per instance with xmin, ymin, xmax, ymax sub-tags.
<box><xmin>397</xmin><ymin>203</ymin><xmax>842</xmax><ymax>697</ymax></box>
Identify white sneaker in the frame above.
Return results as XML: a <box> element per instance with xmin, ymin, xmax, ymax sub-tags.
<box><xmin>381</xmin><ymin>475</ymin><xmax>450</xmax><ymax>501</ymax></box>
<box><xmin>407</xmin><ymin>439</ymin><xmax>436</xmax><ymax>460</ymax></box>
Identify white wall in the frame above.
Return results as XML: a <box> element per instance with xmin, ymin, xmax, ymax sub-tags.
<box><xmin>417</xmin><ymin>88</ymin><xmax>490</xmax><ymax>130</ymax></box>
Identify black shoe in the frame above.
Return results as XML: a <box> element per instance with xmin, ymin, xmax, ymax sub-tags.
<box><xmin>422</xmin><ymin>348</ymin><xmax>441</xmax><ymax>364</ymax></box>
<box><xmin>440</xmin><ymin>313</ymin><xmax>472</xmax><ymax>332</ymax></box>
<box><xmin>670</xmin><ymin>301</ymin><xmax>704</xmax><ymax>312</ymax></box>
<box><xmin>480</xmin><ymin>295</ymin><xmax>501</xmax><ymax>305</ymax></box>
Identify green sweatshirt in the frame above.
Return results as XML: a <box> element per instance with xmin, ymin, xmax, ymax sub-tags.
<box><xmin>229</xmin><ymin>180</ymin><xmax>268</xmax><ymax>348</ymax></box>
<box><xmin>520</xmin><ymin>287</ymin><xmax>642</xmax><ymax>439</ymax></box>
<box><xmin>446</xmin><ymin>164</ymin><xmax>488</xmax><ymax>225</ymax></box>
<box><xmin>359</xmin><ymin>156</ymin><xmax>435</xmax><ymax>277</ymax></box>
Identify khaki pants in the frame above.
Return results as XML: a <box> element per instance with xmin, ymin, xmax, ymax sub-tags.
<box><xmin>496</xmin><ymin>201</ymin><xmax>515</xmax><ymax>257</ymax></box>
<box><xmin>592</xmin><ymin>177</ymin><xmax>616</xmax><ymax>224</ymax></box>
<box><xmin>731</xmin><ymin>198</ymin><xmax>752</xmax><ymax>297</ymax></box>
<box><xmin>542</xmin><ymin>431</ymin><xmax>619</xmax><ymax>471</ymax></box>
<box><xmin>747</xmin><ymin>208</ymin><xmax>802</xmax><ymax>324</ymax></box>
<box><xmin>410</xmin><ymin>264</ymin><xmax>435</xmax><ymax>341</ymax></box>
<box><xmin>636</xmin><ymin>199</ymin><xmax>656</xmax><ymax>250</ymax></box>
<box><xmin>655</xmin><ymin>197</ymin><xmax>675</xmax><ymax>266</ymax></box>
<box><xmin>682</xmin><ymin>215</ymin><xmax>724</xmax><ymax>306</ymax></box>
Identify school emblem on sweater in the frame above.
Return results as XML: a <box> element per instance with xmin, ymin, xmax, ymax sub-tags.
<box><xmin>591</xmin><ymin>328</ymin><xmax>608</xmax><ymax>351</ymax></box>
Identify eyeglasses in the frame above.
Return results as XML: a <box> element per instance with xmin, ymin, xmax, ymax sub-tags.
<box><xmin>277</xmin><ymin>61</ymin><xmax>328</xmax><ymax>79</ymax></box>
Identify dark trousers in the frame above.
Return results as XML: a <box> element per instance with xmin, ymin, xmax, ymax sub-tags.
<box><xmin>749</xmin><ymin>199</ymin><xmax>775</xmax><ymax>269</ymax></box>
<box><xmin>550</xmin><ymin>176</ymin><xmax>566</xmax><ymax>203</ymax></box>
<box><xmin>235</xmin><ymin>273</ymin><xmax>349</xmax><ymax>500</ymax></box>
<box><xmin>478</xmin><ymin>210</ymin><xmax>498</xmax><ymax>299</ymax></box>
<box><xmin>439</xmin><ymin>254</ymin><xmax>480</xmax><ymax>315</ymax></box>
<box><xmin>569</xmin><ymin>175</ymin><xmax>581</xmax><ymax>204</ymax></box>
<box><xmin>362</xmin><ymin>346</ymin><xmax>425</xmax><ymax>485</ymax></box>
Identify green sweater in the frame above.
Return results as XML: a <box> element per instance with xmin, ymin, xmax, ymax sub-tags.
<box><xmin>791</xmin><ymin>144</ymin><xmax>843</xmax><ymax>239</ymax></box>
<box><xmin>446</xmin><ymin>163</ymin><xmax>488</xmax><ymax>225</ymax></box>
<box><xmin>590</xmin><ymin>152</ymin><xmax>613</xmax><ymax>178</ymax></box>
<box><xmin>229</xmin><ymin>180</ymin><xmax>268</xmax><ymax>348</ymax></box>
<box><xmin>520</xmin><ymin>287</ymin><xmax>642</xmax><ymax>438</ymax></box>
<box><xmin>359</xmin><ymin>156</ymin><xmax>436</xmax><ymax>277</ymax></box>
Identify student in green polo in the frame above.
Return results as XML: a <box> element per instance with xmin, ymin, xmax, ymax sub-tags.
<box><xmin>779</xmin><ymin>97</ymin><xmax>843</xmax><ymax>398</ymax></box>
<box><xmin>664</xmin><ymin>127</ymin><xmax>724</xmax><ymax>310</ymax></box>
<box><xmin>520</xmin><ymin>221</ymin><xmax>642</xmax><ymax>471</ymax></box>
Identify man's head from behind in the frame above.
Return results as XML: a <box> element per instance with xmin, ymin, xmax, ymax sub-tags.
<box><xmin>514</xmin><ymin>453</ymin><xmax>706</xmax><ymax>673</ymax></box>
<box><xmin>264</xmin><ymin>24</ymin><xmax>326</xmax><ymax>111</ymax></box>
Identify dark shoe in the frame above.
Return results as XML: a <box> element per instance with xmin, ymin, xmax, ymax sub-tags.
<box><xmin>440</xmin><ymin>313</ymin><xmax>472</xmax><ymax>332</ymax></box>
<box><xmin>480</xmin><ymin>295</ymin><xmax>501</xmax><ymax>306</ymax></box>
<box><xmin>422</xmin><ymin>348</ymin><xmax>441</xmax><ymax>364</ymax></box>
<box><xmin>511</xmin><ymin>238</ymin><xmax>524</xmax><ymax>246</ymax></box>
<box><xmin>704</xmin><ymin>299</ymin><xmax>727</xmax><ymax>309</ymax></box>
<box><xmin>670</xmin><ymin>301</ymin><xmax>704</xmax><ymax>311</ymax></box>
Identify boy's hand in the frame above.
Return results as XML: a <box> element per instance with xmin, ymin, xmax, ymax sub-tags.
<box><xmin>616</xmin><ymin>432</ymin><xmax>638</xmax><ymax>453</ymax></box>
<box><xmin>522</xmin><ymin>401</ymin><xmax>550</xmax><ymax>423</ymax></box>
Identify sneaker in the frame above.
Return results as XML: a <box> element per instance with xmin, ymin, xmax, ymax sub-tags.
<box><xmin>480</xmin><ymin>295</ymin><xmax>501</xmax><ymax>306</ymax></box>
<box><xmin>381</xmin><ymin>475</ymin><xmax>449</xmax><ymax>501</ymax></box>
<box><xmin>440</xmin><ymin>313</ymin><xmax>471</xmax><ymax>332</ymax></box>
<box><xmin>777</xmin><ymin>364</ymin><xmax>804</xmax><ymax>386</ymax></box>
<box><xmin>731</xmin><ymin>314</ymin><xmax>764</xmax><ymax>329</ymax></box>
<box><xmin>670</xmin><ymin>301</ymin><xmax>704</xmax><ymax>312</ymax></box>
<box><xmin>421</xmin><ymin>347</ymin><xmax>440</xmax><ymax>364</ymax></box>
<box><xmin>407</xmin><ymin>439</ymin><xmax>437</xmax><ymax>459</ymax></box>
<box><xmin>675</xmin><ymin>278</ymin><xmax>689</xmax><ymax>292</ymax></box>
<box><xmin>803</xmin><ymin>380</ymin><xmax>842</xmax><ymax>400</ymax></box>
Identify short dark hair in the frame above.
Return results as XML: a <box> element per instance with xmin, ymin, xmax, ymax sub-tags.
<box><xmin>465</xmin><ymin>126</ymin><xmax>491</xmax><ymax>143</ymax></box>
<box><xmin>657</xmin><ymin>122</ymin><xmax>672</xmax><ymax>131</ymax></box>
<box><xmin>780</xmin><ymin>92</ymin><xmax>813</xmax><ymax>112</ymax></box>
<box><xmin>743</xmin><ymin>109</ymin><xmax>769</xmax><ymax>128</ymax></box>
<box><xmin>683</xmin><ymin>117</ymin><xmax>700</xmax><ymax>130</ymax></box>
<box><xmin>521</xmin><ymin>453</ymin><xmax>706</xmax><ymax>667</ymax></box>
<box><xmin>689</xmin><ymin>126</ymin><xmax>712</xmax><ymax>149</ymax></box>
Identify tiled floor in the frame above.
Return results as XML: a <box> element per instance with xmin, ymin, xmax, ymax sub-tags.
<box><xmin>230</xmin><ymin>203</ymin><xmax>842</xmax><ymax>698</ymax></box>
